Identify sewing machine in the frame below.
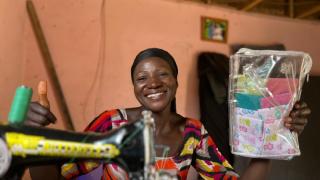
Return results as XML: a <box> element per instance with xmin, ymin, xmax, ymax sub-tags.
<box><xmin>0</xmin><ymin>111</ymin><xmax>160</xmax><ymax>180</ymax></box>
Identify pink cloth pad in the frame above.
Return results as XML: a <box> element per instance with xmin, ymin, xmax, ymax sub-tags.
<box><xmin>266</xmin><ymin>78</ymin><xmax>298</xmax><ymax>95</ymax></box>
<box><xmin>260</xmin><ymin>92</ymin><xmax>292</xmax><ymax>108</ymax></box>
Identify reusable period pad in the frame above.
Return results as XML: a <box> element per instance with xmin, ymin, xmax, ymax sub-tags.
<box><xmin>229</xmin><ymin>48</ymin><xmax>312</xmax><ymax>160</ymax></box>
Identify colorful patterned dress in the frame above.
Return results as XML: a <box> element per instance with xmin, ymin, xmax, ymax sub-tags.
<box><xmin>61</xmin><ymin>109</ymin><xmax>239</xmax><ymax>180</ymax></box>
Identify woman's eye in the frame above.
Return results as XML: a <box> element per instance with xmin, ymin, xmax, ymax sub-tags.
<box><xmin>136</xmin><ymin>76</ymin><xmax>146</xmax><ymax>81</ymax></box>
<box><xmin>159</xmin><ymin>72</ymin><xmax>169</xmax><ymax>77</ymax></box>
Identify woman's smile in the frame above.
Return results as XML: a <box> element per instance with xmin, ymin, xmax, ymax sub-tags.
<box><xmin>146</xmin><ymin>92</ymin><xmax>165</xmax><ymax>100</ymax></box>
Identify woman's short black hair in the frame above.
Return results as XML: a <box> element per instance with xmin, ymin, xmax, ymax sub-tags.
<box><xmin>131</xmin><ymin>48</ymin><xmax>178</xmax><ymax>112</ymax></box>
<box><xmin>131</xmin><ymin>48</ymin><xmax>178</xmax><ymax>82</ymax></box>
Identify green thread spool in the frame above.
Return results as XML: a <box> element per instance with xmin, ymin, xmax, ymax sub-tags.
<box><xmin>8</xmin><ymin>86</ymin><xmax>33</xmax><ymax>125</ymax></box>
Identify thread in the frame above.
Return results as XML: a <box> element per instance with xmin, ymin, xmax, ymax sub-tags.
<box><xmin>8</xmin><ymin>86</ymin><xmax>33</xmax><ymax>125</ymax></box>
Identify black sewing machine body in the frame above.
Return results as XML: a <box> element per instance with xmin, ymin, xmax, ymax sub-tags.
<box><xmin>0</xmin><ymin>119</ymin><xmax>146</xmax><ymax>180</ymax></box>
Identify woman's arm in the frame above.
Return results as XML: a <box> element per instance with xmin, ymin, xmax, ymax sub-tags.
<box><xmin>240</xmin><ymin>159</ymin><xmax>271</xmax><ymax>180</ymax></box>
<box><xmin>193</xmin><ymin>121</ymin><xmax>239</xmax><ymax>179</ymax></box>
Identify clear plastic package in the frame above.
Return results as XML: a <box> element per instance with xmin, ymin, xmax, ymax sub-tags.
<box><xmin>229</xmin><ymin>48</ymin><xmax>312</xmax><ymax>160</ymax></box>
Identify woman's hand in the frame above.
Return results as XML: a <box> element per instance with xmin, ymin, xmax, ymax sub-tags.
<box><xmin>284</xmin><ymin>101</ymin><xmax>311</xmax><ymax>135</ymax></box>
<box><xmin>24</xmin><ymin>102</ymin><xmax>56</xmax><ymax>127</ymax></box>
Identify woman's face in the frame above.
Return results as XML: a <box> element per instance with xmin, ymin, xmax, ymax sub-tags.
<box><xmin>132</xmin><ymin>57</ymin><xmax>178</xmax><ymax>113</ymax></box>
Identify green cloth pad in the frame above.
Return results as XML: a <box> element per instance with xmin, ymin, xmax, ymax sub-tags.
<box><xmin>235</xmin><ymin>93</ymin><xmax>263</xmax><ymax>110</ymax></box>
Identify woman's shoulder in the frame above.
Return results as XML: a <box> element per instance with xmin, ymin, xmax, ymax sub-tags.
<box><xmin>183</xmin><ymin>117</ymin><xmax>208</xmax><ymax>135</ymax></box>
<box><xmin>98</xmin><ymin>109</ymin><xmax>126</xmax><ymax>118</ymax></box>
<box><xmin>94</xmin><ymin>109</ymin><xmax>128</xmax><ymax>122</ymax></box>
<box><xmin>184</xmin><ymin>117</ymin><xmax>203</xmax><ymax>128</ymax></box>
<box><xmin>85</xmin><ymin>108</ymin><xmax>128</xmax><ymax>132</ymax></box>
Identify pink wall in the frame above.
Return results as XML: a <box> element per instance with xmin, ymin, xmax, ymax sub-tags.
<box><xmin>2</xmin><ymin>0</ymin><xmax>320</xmax><ymax>131</ymax></box>
<box><xmin>0</xmin><ymin>0</ymin><xmax>320</xmax><ymax>179</ymax></box>
<box><xmin>0</xmin><ymin>0</ymin><xmax>27</xmax><ymax>121</ymax></box>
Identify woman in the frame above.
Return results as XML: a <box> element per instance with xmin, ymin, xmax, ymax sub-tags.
<box><xmin>26</xmin><ymin>48</ymin><xmax>310</xmax><ymax>179</ymax></box>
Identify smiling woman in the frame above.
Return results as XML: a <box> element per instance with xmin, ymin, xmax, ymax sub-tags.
<box><xmin>60</xmin><ymin>48</ymin><xmax>239</xmax><ymax>179</ymax></box>
<box><xmin>25</xmin><ymin>48</ymin><xmax>310</xmax><ymax>180</ymax></box>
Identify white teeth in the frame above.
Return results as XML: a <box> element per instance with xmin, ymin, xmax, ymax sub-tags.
<box><xmin>147</xmin><ymin>92</ymin><xmax>163</xmax><ymax>99</ymax></box>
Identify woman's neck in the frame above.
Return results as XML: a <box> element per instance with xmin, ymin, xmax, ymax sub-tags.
<box><xmin>126</xmin><ymin>106</ymin><xmax>184</xmax><ymax>135</ymax></box>
<box><xmin>127</xmin><ymin>106</ymin><xmax>185</xmax><ymax>157</ymax></box>
<box><xmin>152</xmin><ymin>109</ymin><xmax>184</xmax><ymax>136</ymax></box>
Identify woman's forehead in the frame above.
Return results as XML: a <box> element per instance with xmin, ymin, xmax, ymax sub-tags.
<box><xmin>134</xmin><ymin>57</ymin><xmax>172</xmax><ymax>71</ymax></box>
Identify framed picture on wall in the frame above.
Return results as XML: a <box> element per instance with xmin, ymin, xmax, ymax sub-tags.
<box><xmin>201</xmin><ymin>16</ymin><xmax>228</xmax><ymax>43</ymax></box>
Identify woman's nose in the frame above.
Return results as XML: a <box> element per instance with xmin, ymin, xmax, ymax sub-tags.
<box><xmin>147</xmin><ymin>77</ymin><xmax>162</xmax><ymax>88</ymax></box>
